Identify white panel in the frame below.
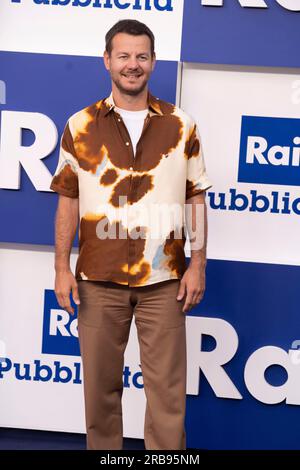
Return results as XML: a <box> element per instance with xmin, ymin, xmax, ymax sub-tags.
<box><xmin>0</xmin><ymin>242</ymin><xmax>145</xmax><ymax>436</ymax></box>
<box><xmin>0</xmin><ymin>0</ymin><xmax>184</xmax><ymax>61</ymax></box>
<box><xmin>181</xmin><ymin>63</ymin><xmax>300</xmax><ymax>266</ymax></box>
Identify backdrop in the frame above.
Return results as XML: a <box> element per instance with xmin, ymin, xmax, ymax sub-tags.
<box><xmin>0</xmin><ymin>0</ymin><xmax>300</xmax><ymax>450</ymax></box>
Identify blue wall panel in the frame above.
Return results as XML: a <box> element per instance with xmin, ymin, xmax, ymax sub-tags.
<box><xmin>181</xmin><ymin>0</ymin><xmax>300</xmax><ymax>67</ymax></box>
<box><xmin>0</xmin><ymin>51</ymin><xmax>178</xmax><ymax>245</ymax></box>
<box><xmin>186</xmin><ymin>259</ymin><xmax>300</xmax><ymax>450</ymax></box>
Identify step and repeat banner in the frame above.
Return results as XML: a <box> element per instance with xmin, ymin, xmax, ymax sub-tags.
<box><xmin>0</xmin><ymin>0</ymin><xmax>300</xmax><ymax>450</ymax></box>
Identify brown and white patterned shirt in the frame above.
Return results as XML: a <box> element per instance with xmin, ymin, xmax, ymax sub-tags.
<box><xmin>50</xmin><ymin>91</ymin><xmax>213</xmax><ymax>287</ymax></box>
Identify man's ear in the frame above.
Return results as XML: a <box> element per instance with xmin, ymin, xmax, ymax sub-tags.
<box><xmin>151</xmin><ymin>52</ymin><xmax>156</xmax><ymax>71</ymax></box>
<box><xmin>103</xmin><ymin>50</ymin><xmax>110</xmax><ymax>71</ymax></box>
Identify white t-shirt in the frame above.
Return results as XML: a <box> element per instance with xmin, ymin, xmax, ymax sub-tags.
<box><xmin>114</xmin><ymin>106</ymin><xmax>148</xmax><ymax>157</ymax></box>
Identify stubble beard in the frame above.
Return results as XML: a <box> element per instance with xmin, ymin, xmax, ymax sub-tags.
<box><xmin>112</xmin><ymin>73</ymin><xmax>149</xmax><ymax>97</ymax></box>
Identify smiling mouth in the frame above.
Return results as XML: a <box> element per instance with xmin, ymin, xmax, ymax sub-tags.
<box><xmin>122</xmin><ymin>73</ymin><xmax>142</xmax><ymax>79</ymax></box>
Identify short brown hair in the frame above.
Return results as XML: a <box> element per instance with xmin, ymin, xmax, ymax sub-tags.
<box><xmin>105</xmin><ymin>19</ymin><xmax>155</xmax><ymax>57</ymax></box>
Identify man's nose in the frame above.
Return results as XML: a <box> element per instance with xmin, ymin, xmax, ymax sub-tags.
<box><xmin>127</xmin><ymin>56</ymin><xmax>139</xmax><ymax>69</ymax></box>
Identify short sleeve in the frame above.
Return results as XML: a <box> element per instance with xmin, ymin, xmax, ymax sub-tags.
<box><xmin>185</xmin><ymin>122</ymin><xmax>212</xmax><ymax>200</ymax></box>
<box><xmin>50</xmin><ymin>120</ymin><xmax>79</xmax><ymax>198</ymax></box>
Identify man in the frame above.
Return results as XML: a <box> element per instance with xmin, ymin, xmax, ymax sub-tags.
<box><xmin>50</xmin><ymin>19</ymin><xmax>212</xmax><ymax>450</ymax></box>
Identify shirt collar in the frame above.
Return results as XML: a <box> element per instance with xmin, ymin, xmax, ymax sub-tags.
<box><xmin>101</xmin><ymin>90</ymin><xmax>163</xmax><ymax>117</ymax></box>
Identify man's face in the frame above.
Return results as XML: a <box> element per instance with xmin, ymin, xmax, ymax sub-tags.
<box><xmin>103</xmin><ymin>33</ymin><xmax>156</xmax><ymax>96</ymax></box>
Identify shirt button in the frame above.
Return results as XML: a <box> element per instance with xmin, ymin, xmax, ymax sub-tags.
<box><xmin>126</xmin><ymin>142</ymin><xmax>130</xmax><ymax>146</ymax></box>
<box><xmin>129</xmin><ymin>167</ymin><xmax>133</xmax><ymax>171</ymax></box>
<box><xmin>118</xmin><ymin>118</ymin><xmax>121</xmax><ymax>122</ymax></box>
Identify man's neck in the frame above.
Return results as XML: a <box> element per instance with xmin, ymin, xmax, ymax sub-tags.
<box><xmin>111</xmin><ymin>85</ymin><xmax>149</xmax><ymax>111</ymax></box>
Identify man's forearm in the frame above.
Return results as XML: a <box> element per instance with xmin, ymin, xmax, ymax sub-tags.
<box><xmin>185</xmin><ymin>192</ymin><xmax>208</xmax><ymax>268</ymax></box>
<box><xmin>54</xmin><ymin>195</ymin><xmax>79</xmax><ymax>272</ymax></box>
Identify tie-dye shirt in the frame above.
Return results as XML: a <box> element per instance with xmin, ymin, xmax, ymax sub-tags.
<box><xmin>50</xmin><ymin>91</ymin><xmax>213</xmax><ymax>287</ymax></box>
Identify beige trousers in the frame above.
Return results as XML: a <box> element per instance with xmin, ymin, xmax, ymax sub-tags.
<box><xmin>77</xmin><ymin>278</ymin><xmax>187</xmax><ymax>450</ymax></box>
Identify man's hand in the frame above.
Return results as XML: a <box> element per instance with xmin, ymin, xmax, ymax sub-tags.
<box><xmin>55</xmin><ymin>270</ymin><xmax>80</xmax><ymax>315</ymax></box>
<box><xmin>176</xmin><ymin>264</ymin><xmax>206</xmax><ymax>313</ymax></box>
